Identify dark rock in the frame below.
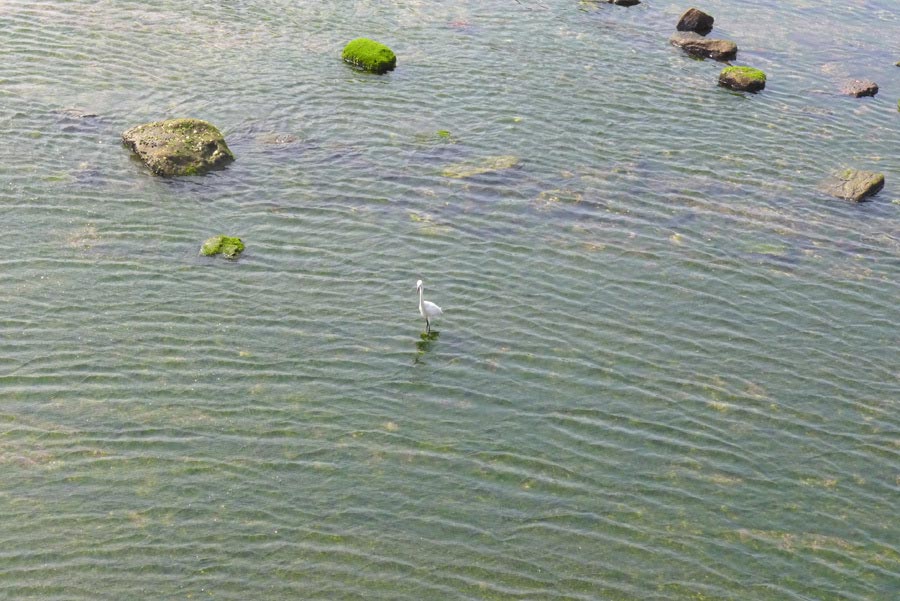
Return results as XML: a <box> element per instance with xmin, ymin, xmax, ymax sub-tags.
<box><xmin>718</xmin><ymin>66</ymin><xmax>766</xmax><ymax>92</ymax></box>
<box><xmin>670</xmin><ymin>32</ymin><xmax>737</xmax><ymax>61</ymax></box>
<box><xmin>122</xmin><ymin>119</ymin><xmax>234</xmax><ymax>176</ymax></box>
<box><xmin>677</xmin><ymin>8</ymin><xmax>715</xmax><ymax>35</ymax></box>
<box><xmin>841</xmin><ymin>80</ymin><xmax>878</xmax><ymax>97</ymax></box>
<box><xmin>822</xmin><ymin>169</ymin><xmax>884</xmax><ymax>202</ymax></box>
<box><xmin>609</xmin><ymin>0</ymin><xmax>641</xmax><ymax>6</ymax></box>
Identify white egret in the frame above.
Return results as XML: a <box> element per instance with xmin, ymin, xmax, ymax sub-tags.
<box><xmin>415</xmin><ymin>279</ymin><xmax>443</xmax><ymax>333</ymax></box>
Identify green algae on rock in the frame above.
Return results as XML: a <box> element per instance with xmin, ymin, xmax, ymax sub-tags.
<box><xmin>821</xmin><ymin>169</ymin><xmax>885</xmax><ymax>202</ymax></box>
<box><xmin>341</xmin><ymin>38</ymin><xmax>396</xmax><ymax>74</ymax></box>
<box><xmin>122</xmin><ymin>118</ymin><xmax>234</xmax><ymax>176</ymax></box>
<box><xmin>442</xmin><ymin>155</ymin><xmax>519</xmax><ymax>178</ymax></box>
<box><xmin>201</xmin><ymin>235</ymin><xmax>245</xmax><ymax>258</ymax></box>
<box><xmin>718</xmin><ymin>66</ymin><xmax>766</xmax><ymax>92</ymax></box>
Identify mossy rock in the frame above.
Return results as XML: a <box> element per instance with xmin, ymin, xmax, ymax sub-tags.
<box><xmin>122</xmin><ymin>118</ymin><xmax>234</xmax><ymax>176</ymax></box>
<box><xmin>821</xmin><ymin>169</ymin><xmax>884</xmax><ymax>202</ymax></box>
<box><xmin>341</xmin><ymin>38</ymin><xmax>396</xmax><ymax>74</ymax></box>
<box><xmin>718</xmin><ymin>66</ymin><xmax>766</xmax><ymax>92</ymax></box>
<box><xmin>201</xmin><ymin>235</ymin><xmax>245</xmax><ymax>258</ymax></box>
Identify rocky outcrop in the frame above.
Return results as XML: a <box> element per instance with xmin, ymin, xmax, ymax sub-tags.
<box><xmin>201</xmin><ymin>235</ymin><xmax>245</xmax><ymax>258</ymax></box>
<box><xmin>677</xmin><ymin>8</ymin><xmax>714</xmax><ymax>35</ymax></box>
<box><xmin>341</xmin><ymin>38</ymin><xmax>396</xmax><ymax>74</ymax></box>
<box><xmin>718</xmin><ymin>66</ymin><xmax>766</xmax><ymax>92</ymax></box>
<box><xmin>670</xmin><ymin>32</ymin><xmax>737</xmax><ymax>61</ymax></box>
<box><xmin>122</xmin><ymin>119</ymin><xmax>234</xmax><ymax>176</ymax></box>
<box><xmin>841</xmin><ymin>80</ymin><xmax>878</xmax><ymax>97</ymax></box>
<box><xmin>822</xmin><ymin>169</ymin><xmax>885</xmax><ymax>202</ymax></box>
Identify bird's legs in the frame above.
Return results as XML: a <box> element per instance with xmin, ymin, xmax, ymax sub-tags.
<box><xmin>425</xmin><ymin>319</ymin><xmax>431</xmax><ymax>334</ymax></box>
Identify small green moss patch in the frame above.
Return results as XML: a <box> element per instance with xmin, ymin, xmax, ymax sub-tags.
<box><xmin>201</xmin><ymin>235</ymin><xmax>245</xmax><ymax>258</ymax></box>
<box><xmin>342</xmin><ymin>38</ymin><xmax>396</xmax><ymax>74</ymax></box>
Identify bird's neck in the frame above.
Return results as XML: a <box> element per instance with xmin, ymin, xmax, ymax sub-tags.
<box><xmin>418</xmin><ymin>287</ymin><xmax>424</xmax><ymax>311</ymax></box>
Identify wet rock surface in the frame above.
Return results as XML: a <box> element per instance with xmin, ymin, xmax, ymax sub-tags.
<box><xmin>822</xmin><ymin>169</ymin><xmax>885</xmax><ymax>202</ymax></box>
<box><xmin>122</xmin><ymin>118</ymin><xmax>234</xmax><ymax>176</ymax></box>
<box><xmin>677</xmin><ymin>8</ymin><xmax>715</xmax><ymax>35</ymax></box>
<box><xmin>670</xmin><ymin>32</ymin><xmax>737</xmax><ymax>61</ymax></box>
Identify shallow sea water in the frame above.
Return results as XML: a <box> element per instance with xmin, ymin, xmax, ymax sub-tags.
<box><xmin>0</xmin><ymin>1</ymin><xmax>898</xmax><ymax>599</ymax></box>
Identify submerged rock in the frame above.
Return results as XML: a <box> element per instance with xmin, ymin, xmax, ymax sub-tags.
<box><xmin>670</xmin><ymin>32</ymin><xmax>737</xmax><ymax>61</ymax></box>
<box><xmin>341</xmin><ymin>38</ymin><xmax>396</xmax><ymax>74</ymax></box>
<box><xmin>441</xmin><ymin>155</ymin><xmax>519</xmax><ymax>178</ymax></box>
<box><xmin>677</xmin><ymin>8</ymin><xmax>714</xmax><ymax>35</ymax></box>
<box><xmin>718</xmin><ymin>66</ymin><xmax>766</xmax><ymax>92</ymax></box>
<box><xmin>841</xmin><ymin>80</ymin><xmax>878</xmax><ymax>98</ymax></box>
<box><xmin>610</xmin><ymin>0</ymin><xmax>640</xmax><ymax>5</ymax></box>
<box><xmin>201</xmin><ymin>235</ymin><xmax>245</xmax><ymax>258</ymax></box>
<box><xmin>122</xmin><ymin>119</ymin><xmax>234</xmax><ymax>176</ymax></box>
<box><xmin>822</xmin><ymin>169</ymin><xmax>885</xmax><ymax>202</ymax></box>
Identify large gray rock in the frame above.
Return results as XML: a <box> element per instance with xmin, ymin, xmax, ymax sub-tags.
<box><xmin>841</xmin><ymin>80</ymin><xmax>878</xmax><ymax>98</ymax></box>
<box><xmin>677</xmin><ymin>8</ymin><xmax>714</xmax><ymax>35</ymax></box>
<box><xmin>670</xmin><ymin>32</ymin><xmax>737</xmax><ymax>61</ymax></box>
<box><xmin>122</xmin><ymin>118</ymin><xmax>234</xmax><ymax>176</ymax></box>
<box><xmin>822</xmin><ymin>169</ymin><xmax>885</xmax><ymax>202</ymax></box>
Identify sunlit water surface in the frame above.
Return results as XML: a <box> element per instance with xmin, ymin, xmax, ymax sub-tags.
<box><xmin>1</xmin><ymin>1</ymin><xmax>898</xmax><ymax>599</ymax></box>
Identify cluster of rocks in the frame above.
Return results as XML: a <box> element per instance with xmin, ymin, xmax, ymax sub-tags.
<box><xmin>667</xmin><ymin>8</ymin><xmax>887</xmax><ymax>201</ymax></box>
<box><xmin>670</xmin><ymin>8</ymin><xmax>735</xmax><ymax>61</ymax></box>
<box><xmin>121</xmin><ymin>26</ymin><xmax>889</xmax><ymax>258</ymax></box>
<box><xmin>120</xmin><ymin>37</ymin><xmax>403</xmax><ymax>259</ymax></box>
<box><xmin>669</xmin><ymin>7</ymin><xmax>765</xmax><ymax>92</ymax></box>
